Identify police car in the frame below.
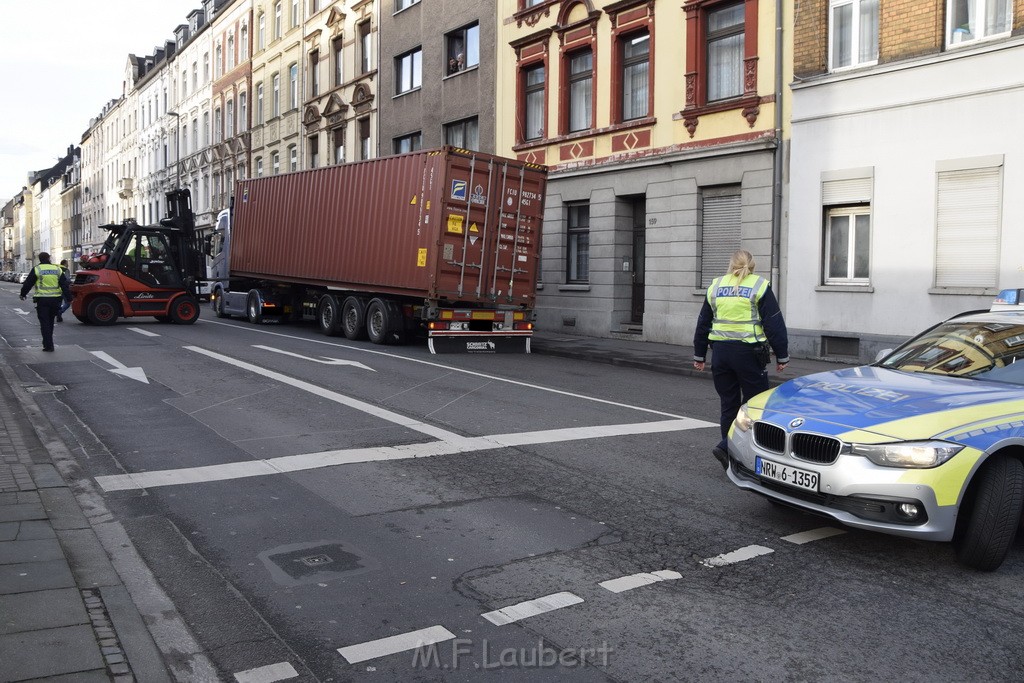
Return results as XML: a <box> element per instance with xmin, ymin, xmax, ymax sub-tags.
<box><xmin>725</xmin><ymin>308</ymin><xmax>1024</xmax><ymax>570</ymax></box>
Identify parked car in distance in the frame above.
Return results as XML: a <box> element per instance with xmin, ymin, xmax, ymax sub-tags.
<box><xmin>15</xmin><ymin>272</ymin><xmax>28</xmax><ymax>283</ymax></box>
<box><xmin>725</xmin><ymin>308</ymin><xmax>1024</xmax><ymax>571</ymax></box>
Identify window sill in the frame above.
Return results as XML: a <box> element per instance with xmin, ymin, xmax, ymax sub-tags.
<box><xmin>815</xmin><ymin>284</ymin><xmax>875</xmax><ymax>293</ymax></box>
<box><xmin>443</xmin><ymin>65</ymin><xmax>479</xmax><ymax>80</ymax></box>
<box><xmin>558</xmin><ymin>284</ymin><xmax>591</xmax><ymax>292</ymax></box>
<box><xmin>928</xmin><ymin>286</ymin><xmax>1000</xmax><ymax>296</ymax></box>
<box><xmin>393</xmin><ymin>86</ymin><xmax>422</xmax><ymax>100</ymax></box>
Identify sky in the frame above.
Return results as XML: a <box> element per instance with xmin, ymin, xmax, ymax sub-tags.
<box><xmin>0</xmin><ymin>0</ymin><xmax>201</xmax><ymax>200</ymax></box>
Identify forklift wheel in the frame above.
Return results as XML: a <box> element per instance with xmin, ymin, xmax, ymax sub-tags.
<box><xmin>170</xmin><ymin>295</ymin><xmax>201</xmax><ymax>325</ymax></box>
<box><xmin>74</xmin><ymin>314</ymin><xmax>90</xmax><ymax>324</ymax></box>
<box><xmin>86</xmin><ymin>295</ymin><xmax>120</xmax><ymax>326</ymax></box>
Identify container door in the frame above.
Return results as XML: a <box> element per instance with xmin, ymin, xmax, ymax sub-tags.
<box><xmin>436</xmin><ymin>153</ymin><xmax>494</xmax><ymax>302</ymax></box>
<box><xmin>485</xmin><ymin>161</ymin><xmax>543</xmax><ymax>306</ymax></box>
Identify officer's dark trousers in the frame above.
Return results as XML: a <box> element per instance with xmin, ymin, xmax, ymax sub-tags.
<box><xmin>710</xmin><ymin>340</ymin><xmax>769</xmax><ymax>450</ymax></box>
<box><xmin>34</xmin><ymin>298</ymin><xmax>62</xmax><ymax>350</ymax></box>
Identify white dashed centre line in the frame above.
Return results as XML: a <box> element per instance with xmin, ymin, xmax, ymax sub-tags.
<box><xmin>599</xmin><ymin>570</ymin><xmax>682</xmax><ymax>593</ymax></box>
<box><xmin>233</xmin><ymin>661</ymin><xmax>299</xmax><ymax>683</ymax></box>
<box><xmin>781</xmin><ymin>527</ymin><xmax>847</xmax><ymax>545</ymax></box>
<box><xmin>127</xmin><ymin>327</ymin><xmax>160</xmax><ymax>337</ymax></box>
<box><xmin>701</xmin><ymin>544</ymin><xmax>774</xmax><ymax>567</ymax></box>
<box><xmin>481</xmin><ymin>591</ymin><xmax>584</xmax><ymax>626</ymax></box>
<box><xmin>337</xmin><ymin>625</ymin><xmax>456</xmax><ymax>664</ymax></box>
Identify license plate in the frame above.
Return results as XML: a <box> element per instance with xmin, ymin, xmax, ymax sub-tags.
<box><xmin>755</xmin><ymin>456</ymin><xmax>819</xmax><ymax>492</ymax></box>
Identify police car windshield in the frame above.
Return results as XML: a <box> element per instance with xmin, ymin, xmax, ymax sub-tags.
<box><xmin>878</xmin><ymin>321</ymin><xmax>1024</xmax><ymax>385</ymax></box>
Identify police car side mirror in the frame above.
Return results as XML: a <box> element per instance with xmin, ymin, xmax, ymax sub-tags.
<box><xmin>874</xmin><ymin>348</ymin><xmax>893</xmax><ymax>363</ymax></box>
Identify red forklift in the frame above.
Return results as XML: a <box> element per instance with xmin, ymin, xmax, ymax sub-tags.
<box><xmin>71</xmin><ymin>189</ymin><xmax>207</xmax><ymax>325</ymax></box>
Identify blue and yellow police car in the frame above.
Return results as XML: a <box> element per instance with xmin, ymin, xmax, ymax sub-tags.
<box><xmin>725</xmin><ymin>308</ymin><xmax>1024</xmax><ymax>570</ymax></box>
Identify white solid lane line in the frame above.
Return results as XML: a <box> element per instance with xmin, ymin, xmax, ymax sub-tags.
<box><xmin>481</xmin><ymin>591</ymin><xmax>584</xmax><ymax>626</ymax></box>
<box><xmin>701</xmin><ymin>545</ymin><xmax>774</xmax><ymax>567</ymax></box>
<box><xmin>337</xmin><ymin>625</ymin><xmax>456</xmax><ymax>664</ymax></box>
<box><xmin>599</xmin><ymin>570</ymin><xmax>682</xmax><ymax>594</ymax></box>
<box><xmin>233</xmin><ymin>661</ymin><xmax>298</xmax><ymax>683</ymax></box>
<box><xmin>781</xmin><ymin>527</ymin><xmax>847</xmax><ymax>545</ymax></box>
<box><xmin>94</xmin><ymin>419</ymin><xmax>704</xmax><ymax>492</ymax></box>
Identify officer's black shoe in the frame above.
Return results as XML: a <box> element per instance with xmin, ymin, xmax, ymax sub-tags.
<box><xmin>43</xmin><ymin>347</ymin><xmax>54</xmax><ymax>352</ymax></box>
<box><xmin>712</xmin><ymin>446</ymin><xmax>729</xmax><ymax>470</ymax></box>
<box><xmin>56</xmin><ymin>315</ymin><xmax>63</xmax><ymax>322</ymax></box>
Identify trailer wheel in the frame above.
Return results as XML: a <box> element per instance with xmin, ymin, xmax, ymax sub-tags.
<box><xmin>366</xmin><ymin>298</ymin><xmax>403</xmax><ymax>345</ymax></box>
<box><xmin>86</xmin><ymin>295</ymin><xmax>120</xmax><ymax>326</ymax></box>
<box><xmin>213</xmin><ymin>291</ymin><xmax>228</xmax><ymax>318</ymax></box>
<box><xmin>170</xmin><ymin>295</ymin><xmax>201</xmax><ymax>325</ymax></box>
<box><xmin>317</xmin><ymin>295</ymin><xmax>343</xmax><ymax>336</ymax></box>
<box><xmin>342</xmin><ymin>296</ymin><xmax>368</xmax><ymax>340</ymax></box>
<box><xmin>246</xmin><ymin>291</ymin><xmax>263</xmax><ymax>324</ymax></box>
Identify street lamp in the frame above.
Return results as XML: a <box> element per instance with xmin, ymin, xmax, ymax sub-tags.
<box><xmin>167</xmin><ymin>110</ymin><xmax>181</xmax><ymax>190</ymax></box>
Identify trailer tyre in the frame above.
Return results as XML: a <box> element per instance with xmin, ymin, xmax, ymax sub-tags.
<box><xmin>318</xmin><ymin>296</ymin><xmax>343</xmax><ymax>336</ymax></box>
<box><xmin>170</xmin><ymin>295</ymin><xmax>201</xmax><ymax>325</ymax></box>
<box><xmin>366</xmin><ymin>298</ymin><xmax>404</xmax><ymax>345</ymax></box>
<box><xmin>342</xmin><ymin>296</ymin><xmax>368</xmax><ymax>340</ymax></box>
<box><xmin>86</xmin><ymin>295</ymin><xmax>120</xmax><ymax>326</ymax></box>
<box><xmin>246</xmin><ymin>291</ymin><xmax>263</xmax><ymax>324</ymax></box>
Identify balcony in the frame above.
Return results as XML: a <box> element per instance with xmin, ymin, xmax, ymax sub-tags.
<box><xmin>117</xmin><ymin>177</ymin><xmax>134</xmax><ymax>199</ymax></box>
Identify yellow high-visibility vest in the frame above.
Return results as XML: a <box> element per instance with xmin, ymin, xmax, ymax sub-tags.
<box><xmin>32</xmin><ymin>263</ymin><xmax>62</xmax><ymax>298</ymax></box>
<box><xmin>707</xmin><ymin>273</ymin><xmax>768</xmax><ymax>343</ymax></box>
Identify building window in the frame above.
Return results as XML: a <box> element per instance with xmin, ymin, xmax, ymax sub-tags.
<box><xmin>227</xmin><ymin>33</ymin><xmax>235</xmax><ymax>70</ymax></box>
<box><xmin>566</xmin><ymin>203</ymin><xmax>590</xmax><ymax>283</ymax></box>
<box><xmin>830</xmin><ymin>0</ymin><xmax>878</xmax><ymax>69</ymax></box>
<box><xmin>567</xmin><ymin>50</ymin><xmax>593</xmax><ymax>132</ymax></box>
<box><xmin>256</xmin><ymin>83</ymin><xmax>264</xmax><ymax>124</ymax></box>
<box><xmin>181</xmin><ymin>68</ymin><xmax>188</xmax><ymax>97</ymax></box>
<box><xmin>359</xmin><ymin>21</ymin><xmax>372</xmax><ymax>74</ymax></box>
<box><xmin>203</xmin><ymin>52</ymin><xmax>210</xmax><ymax>82</ymax></box>
<box><xmin>274</xmin><ymin>1</ymin><xmax>282</xmax><ymax>38</ymax></box>
<box><xmin>948</xmin><ymin>0</ymin><xmax>1012</xmax><ymax>44</ymax></box>
<box><xmin>333</xmin><ymin>127</ymin><xmax>345</xmax><ymax>163</ymax></box>
<box><xmin>226</xmin><ymin>100</ymin><xmax>234</xmax><ymax>137</ymax></box>
<box><xmin>272</xmin><ymin>73</ymin><xmax>281</xmax><ymax>117</ymax></box>
<box><xmin>310</xmin><ymin>49</ymin><xmax>320</xmax><ymax>97</ymax></box>
<box><xmin>290</xmin><ymin>144</ymin><xmax>298</xmax><ymax>171</ymax></box>
<box><xmin>181</xmin><ymin>123</ymin><xmax>189</xmax><ymax>155</ymax></box>
<box><xmin>291</xmin><ymin>0</ymin><xmax>299</xmax><ymax>28</ymax></box>
<box><xmin>445</xmin><ymin>117</ymin><xmax>479</xmax><ymax>151</ymax></box>
<box><xmin>700</xmin><ymin>189</ymin><xmax>741</xmax><ymax>288</ymax></box>
<box><xmin>396</xmin><ymin>0</ymin><xmax>420</xmax><ymax>9</ymax></box>
<box><xmin>289</xmin><ymin>63</ymin><xmax>299</xmax><ymax>109</ymax></box>
<box><xmin>359</xmin><ymin>116</ymin><xmax>371</xmax><ymax>160</ymax></box>
<box><xmin>192</xmin><ymin>117</ymin><xmax>199</xmax><ymax>149</ymax></box>
<box><xmin>256</xmin><ymin>157</ymin><xmax>263</xmax><ymax>177</ymax></box>
<box><xmin>707</xmin><ymin>3</ymin><xmax>744</xmax><ymax>101</ymax></box>
<box><xmin>446</xmin><ymin>23</ymin><xmax>479</xmax><ymax>75</ymax></box>
<box><xmin>522</xmin><ymin>63</ymin><xmax>545</xmax><ymax>141</ymax></box>
<box><xmin>239</xmin><ymin>92</ymin><xmax>248</xmax><ymax>131</ymax></box>
<box><xmin>825</xmin><ymin>207</ymin><xmax>870</xmax><ymax>284</ymax></box>
<box><xmin>308</xmin><ymin>136</ymin><xmax>319</xmax><ymax>168</ymax></box>
<box><xmin>240</xmin><ymin>24</ymin><xmax>248</xmax><ymax>60</ymax></box>
<box><xmin>333</xmin><ymin>35</ymin><xmax>344</xmax><ymax>86</ymax></box>
<box><xmin>393</xmin><ymin>132</ymin><xmax>422</xmax><ymax>154</ymax></box>
<box><xmin>272</xmin><ymin>151</ymin><xmax>280</xmax><ymax>175</ymax></box>
<box><xmin>259</xmin><ymin>13</ymin><xmax>266</xmax><ymax>50</ymax></box>
<box><xmin>203</xmin><ymin>111</ymin><xmax>210</xmax><ymax>145</ymax></box>
<box><xmin>214</xmin><ymin>107</ymin><xmax>223</xmax><ymax>142</ymax></box>
<box><xmin>216</xmin><ymin>43</ymin><xmax>223</xmax><ymax>78</ymax></box>
<box><xmin>620</xmin><ymin>31</ymin><xmax>650</xmax><ymax>121</ymax></box>
<box><xmin>395</xmin><ymin>48</ymin><xmax>422</xmax><ymax>94</ymax></box>
<box><xmin>935</xmin><ymin>163</ymin><xmax>1001</xmax><ymax>288</ymax></box>
<box><xmin>311</xmin><ymin>0</ymin><xmax>322</xmax><ymax>13</ymax></box>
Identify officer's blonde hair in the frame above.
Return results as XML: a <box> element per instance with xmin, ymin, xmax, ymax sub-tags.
<box><xmin>726</xmin><ymin>250</ymin><xmax>755</xmax><ymax>288</ymax></box>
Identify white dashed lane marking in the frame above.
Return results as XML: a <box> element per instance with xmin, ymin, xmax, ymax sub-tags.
<box><xmin>599</xmin><ymin>570</ymin><xmax>682</xmax><ymax>593</ymax></box>
<box><xmin>701</xmin><ymin>544</ymin><xmax>775</xmax><ymax>567</ymax></box>
<box><xmin>127</xmin><ymin>327</ymin><xmax>160</xmax><ymax>337</ymax></box>
<box><xmin>233</xmin><ymin>661</ymin><xmax>298</xmax><ymax>683</ymax></box>
<box><xmin>337</xmin><ymin>625</ymin><xmax>456</xmax><ymax>664</ymax></box>
<box><xmin>781</xmin><ymin>527</ymin><xmax>847</xmax><ymax>545</ymax></box>
<box><xmin>481</xmin><ymin>592</ymin><xmax>584</xmax><ymax>626</ymax></box>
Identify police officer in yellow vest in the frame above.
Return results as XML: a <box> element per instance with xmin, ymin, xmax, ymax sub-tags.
<box><xmin>19</xmin><ymin>252</ymin><xmax>71</xmax><ymax>352</ymax></box>
<box><xmin>693</xmin><ymin>250</ymin><xmax>789</xmax><ymax>470</ymax></box>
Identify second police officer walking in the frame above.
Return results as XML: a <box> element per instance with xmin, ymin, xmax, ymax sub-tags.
<box><xmin>693</xmin><ymin>249</ymin><xmax>789</xmax><ymax>470</ymax></box>
<box><xmin>19</xmin><ymin>251</ymin><xmax>72</xmax><ymax>352</ymax></box>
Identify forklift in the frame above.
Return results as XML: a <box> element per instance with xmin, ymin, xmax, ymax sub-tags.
<box><xmin>71</xmin><ymin>189</ymin><xmax>207</xmax><ymax>325</ymax></box>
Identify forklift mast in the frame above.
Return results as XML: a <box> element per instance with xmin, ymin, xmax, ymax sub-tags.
<box><xmin>161</xmin><ymin>189</ymin><xmax>206</xmax><ymax>292</ymax></box>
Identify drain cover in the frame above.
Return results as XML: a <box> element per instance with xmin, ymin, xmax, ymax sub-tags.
<box><xmin>259</xmin><ymin>541</ymin><xmax>378</xmax><ymax>586</ymax></box>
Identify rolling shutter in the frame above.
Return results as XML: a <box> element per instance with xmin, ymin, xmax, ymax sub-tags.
<box><xmin>935</xmin><ymin>167</ymin><xmax>1000</xmax><ymax>288</ymax></box>
<box><xmin>701</xmin><ymin>193</ymin><xmax>742</xmax><ymax>288</ymax></box>
<box><xmin>822</xmin><ymin>177</ymin><xmax>872</xmax><ymax>205</ymax></box>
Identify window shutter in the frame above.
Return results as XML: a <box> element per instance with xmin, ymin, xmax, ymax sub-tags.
<box><xmin>822</xmin><ymin>177</ymin><xmax>872</xmax><ymax>204</ymax></box>
<box><xmin>935</xmin><ymin>167</ymin><xmax>1000</xmax><ymax>288</ymax></box>
<box><xmin>701</xmin><ymin>193</ymin><xmax>741</xmax><ymax>288</ymax></box>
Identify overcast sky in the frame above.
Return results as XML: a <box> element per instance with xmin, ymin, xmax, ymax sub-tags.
<box><xmin>0</xmin><ymin>0</ymin><xmax>200</xmax><ymax>200</ymax></box>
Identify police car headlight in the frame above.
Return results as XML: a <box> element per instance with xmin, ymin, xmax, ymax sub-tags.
<box><xmin>851</xmin><ymin>441</ymin><xmax>963</xmax><ymax>468</ymax></box>
<box><xmin>734</xmin><ymin>404</ymin><xmax>753</xmax><ymax>432</ymax></box>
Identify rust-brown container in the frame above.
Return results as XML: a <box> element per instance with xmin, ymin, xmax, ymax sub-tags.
<box><xmin>230</xmin><ymin>147</ymin><xmax>547</xmax><ymax>308</ymax></box>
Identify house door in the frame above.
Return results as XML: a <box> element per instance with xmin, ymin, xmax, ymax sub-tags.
<box><xmin>631</xmin><ymin>198</ymin><xmax>646</xmax><ymax>324</ymax></box>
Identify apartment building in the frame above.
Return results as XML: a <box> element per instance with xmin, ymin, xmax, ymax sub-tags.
<box><xmin>210</xmin><ymin>0</ymin><xmax>253</xmax><ymax>213</ymax></box>
<box><xmin>786</xmin><ymin>0</ymin><xmax>1024</xmax><ymax>362</ymax></box>
<box><xmin>498</xmin><ymin>0</ymin><xmax>790</xmax><ymax>345</ymax></box>
<box><xmin>378</xmin><ymin>0</ymin><xmax>496</xmax><ymax>153</ymax></box>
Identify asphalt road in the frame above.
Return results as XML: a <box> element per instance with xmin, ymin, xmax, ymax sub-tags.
<box><xmin>2</xmin><ymin>285</ymin><xmax>1023</xmax><ymax>682</ymax></box>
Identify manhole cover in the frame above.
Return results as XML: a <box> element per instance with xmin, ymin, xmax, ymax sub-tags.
<box><xmin>259</xmin><ymin>541</ymin><xmax>378</xmax><ymax>586</ymax></box>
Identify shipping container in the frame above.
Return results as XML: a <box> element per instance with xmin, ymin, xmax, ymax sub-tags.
<box><xmin>210</xmin><ymin>148</ymin><xmax>547</xmax><ymax>352</ymax></box>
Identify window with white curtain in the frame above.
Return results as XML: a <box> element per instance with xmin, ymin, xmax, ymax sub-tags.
<box><xmin>830</xmin><ymin>0</ymin><xmax>878</xmax><ymax>70</ymax></box>
<box><xmin>621</xmin><ymin>31</ymin><xmax>649</xmax><ymax>121</ymax></box>
<box><xmin>948</xmin><ymin>0</ymin><xmax>1012</xmax><ymax>45</ymax></box>
<box><xmin>706</xmin><ymin>3</ymin><xmax>744</xmax><ymax>101</ymax></box>
<box><xmin>523</xmin><ymin>63</ymin><xmax>545</xmax><ymax>141</ymax></box>
<box><xmin>568</xmin><ymin>50</ymin><xmax>593</xmax><ymax>132</ymax></box>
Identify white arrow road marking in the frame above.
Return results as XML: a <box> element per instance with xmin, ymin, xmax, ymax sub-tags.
<box><xmin>15</xmin><ymin>308</ymin><xmax>30</xmax><ymax>315</ymax></box>
<box><xmin>481</xmin><ymin>592</ymin><xmax>583</xmax><ymax>626</ymax></box>
<box><xmin>252</xmin><ymin>344</ymin><xmax>375</xmax><ymax>371</ymax></box>
<box><xmin>90</xmin><ymin>351</ymin><xmax>150</xmax><ymax>384</ymax></box>
<box><xmin>128</xmin><ymin>327</ymin><xmax>161</xmax><ymax>337</ymax></box>
<box><xmin>599</xmin><ymin>570</ymin><xmax>682</xmax><ymax>594</ymax></box>
<box><xmin>94</xmin><ymin>418</ymin><xmax>704</xmax><ymax>492</ymax></box>
<box><xmin>338</xmin><ymin>625</ymin><xmax>456</xmax><ymax>664</ymax></box>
